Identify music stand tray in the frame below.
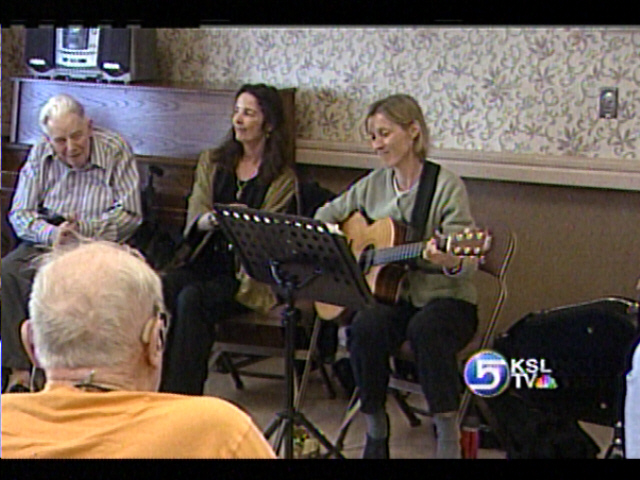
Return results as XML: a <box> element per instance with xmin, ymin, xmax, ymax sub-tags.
<box><xmin>213</xmin><ymin>204</ymin><xmax>375</xmax><ymax>458</ymax></box>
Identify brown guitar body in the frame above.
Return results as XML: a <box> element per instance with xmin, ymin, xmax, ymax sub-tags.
<box><xmin>315</xmin><ymin>212</ymin><xmax>409</xmax><ymax>320</ymax></box>
<box><xmin>315</xmin><ymin>213</ymin><xmax>491</xmax><ymax>320</ymax></box>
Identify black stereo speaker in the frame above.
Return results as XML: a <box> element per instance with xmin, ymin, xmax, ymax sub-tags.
<box><xmin>24</xmin><ymin>27</ymin><xmax>56</xmax><ymax>74</ymax></box>
<box><xmin>97</xmin><ymin>28</ymin><xmax>158</xmax><ymax>82</ymax></box>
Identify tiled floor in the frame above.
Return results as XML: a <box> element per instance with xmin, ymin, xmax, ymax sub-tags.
<box><xmin>204</xmin><ymin>355</ymin><xmax>614</xmax><ymax>459</ymax></box>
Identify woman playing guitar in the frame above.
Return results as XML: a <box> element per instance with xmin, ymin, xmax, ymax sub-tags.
<box><xmin>314</xmin><ymin>94</ymin><xmax>479</xmax><ymax>459</ymax></box>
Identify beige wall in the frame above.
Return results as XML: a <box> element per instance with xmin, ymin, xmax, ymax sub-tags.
<box><xmin>3</xmin><ymin>26</ymin><xmax>640</xmax><ymax>162</ymax></box>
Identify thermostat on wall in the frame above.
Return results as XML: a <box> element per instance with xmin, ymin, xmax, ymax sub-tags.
<box><xmin>599</xmin><ymin>87</ymin><xmax>618</xmax><ymax>119</ymax></box>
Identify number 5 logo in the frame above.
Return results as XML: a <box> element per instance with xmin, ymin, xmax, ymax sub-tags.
<box><xmin>463</xmin><ymin>350</ymin><xmax>511</xmax><ymax>398</ymax></box>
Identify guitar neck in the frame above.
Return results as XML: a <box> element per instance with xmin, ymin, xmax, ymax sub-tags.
<box><xmin>367</xmin><ymin>241</ymin><xmax>427</xmax><ymax>267</ymax></box>
<box><xmin>364</xmin><ymin>234</ymin><xmax>477</xmax><ymax>267</ymax></box>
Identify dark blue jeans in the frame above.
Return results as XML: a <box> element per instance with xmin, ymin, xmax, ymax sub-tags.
<box><xmin>1</xmin><ymin>243</ymin><xmax>46</xmax><ymax>370</ymax></box>
<box><xmin>348</xmin><ymin>297</ymin><xmax>478</xmax><ymax>415</ymax></box>
<box><xmin>159</xmin><ymin>266</ymin><xmax>248</xmax><ymax>395</ymax></box>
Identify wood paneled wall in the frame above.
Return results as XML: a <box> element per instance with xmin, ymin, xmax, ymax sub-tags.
<box><xmin>300</xmin><ymin>164</ymin><xmax>640</xmax><ymax>334</ymax></box>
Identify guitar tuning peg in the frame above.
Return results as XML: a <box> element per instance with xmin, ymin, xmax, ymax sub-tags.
<box><xmin>463</xmin><ymin>247</ymin><xmax>472</xmax><ymax>255</ymax></box>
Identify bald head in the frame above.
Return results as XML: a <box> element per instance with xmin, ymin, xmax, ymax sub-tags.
<box><xmin>28</xmin><ymin>241</ymin><xmax>165</xmax><ymax>371</ymax></box>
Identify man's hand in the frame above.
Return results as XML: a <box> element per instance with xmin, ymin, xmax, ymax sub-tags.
<box><xmin>197</xmin><ymin>204</ymin><xmax>249</xmax><ymax>232</ymax></box>
<box><xmin>54</xmin><ymin>220</ymin><xmax>80</xmax><ymax>247</ymax></box>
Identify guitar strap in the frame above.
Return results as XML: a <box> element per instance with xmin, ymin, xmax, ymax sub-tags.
<box><xmin>407</xmin><ymin>159</ymin><xmax>440</xmax><ymax>242</ymax></box>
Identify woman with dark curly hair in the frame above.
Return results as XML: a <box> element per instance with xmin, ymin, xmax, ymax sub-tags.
<box><xmin>160</xmin><ymin>84</ymin><xmax>298</xmax><ymax>396</ymax></box>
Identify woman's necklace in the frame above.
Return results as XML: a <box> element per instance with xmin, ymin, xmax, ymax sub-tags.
<box><xmin>236</xmin><ymin>159</ymin><xmax>259</xmax><ymax>201</ymax></box>
<box><xmin>393</xmin><ymin>173</ymin><xmax>419</xmax><ymax>196</ymax></box>
<box><xmin>236</xmin><ymin>177</ymin><xmax>249</xmax><ymax>201</ymax></box>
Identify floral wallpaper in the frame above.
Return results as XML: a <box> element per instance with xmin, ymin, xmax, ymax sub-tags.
<box><xmin>3</xmin><ymin>26</ymin><xmax>639</xmax><ymax>160</ymax></box>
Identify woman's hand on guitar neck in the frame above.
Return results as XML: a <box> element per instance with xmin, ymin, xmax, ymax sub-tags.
<box><xmin>422</xmin><ymin>237</ymin><xmax>464</xmax><ymax>271</ymax></box>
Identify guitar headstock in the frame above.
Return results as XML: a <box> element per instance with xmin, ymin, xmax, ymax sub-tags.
<box><xmin>442</xmin><ymin>229</ymin><xmax>492</xmax><ymax>258</ymax></box>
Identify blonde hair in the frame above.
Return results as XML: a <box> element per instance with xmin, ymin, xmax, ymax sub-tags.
<box><xmin>28</xmin><ymin>240</ymin><xmax>165</xmax><ymax>369</ymax></box>
<box><xmin>38</xmin><ymin>93</ymin><xmax>86</xmax><ymax>134</ymax></box>
<box><xmin>365</xmin><ymin>94</ymin><xmax>430</xmax><ymax>159</ymax></box>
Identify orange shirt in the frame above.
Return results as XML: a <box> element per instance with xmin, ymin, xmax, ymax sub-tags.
<box><xmin>1</xmin><ymin>384</ymin><xmax>276</xmax><ymax>459</ymax></box>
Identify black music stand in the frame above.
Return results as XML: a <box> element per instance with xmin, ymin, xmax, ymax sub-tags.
<box><xmin>213</xmin><ymin>204</ymin><xmax>375</xmax><ymax>459</ymax></box>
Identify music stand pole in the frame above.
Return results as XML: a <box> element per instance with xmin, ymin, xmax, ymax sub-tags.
<box><xmin>213</xmin><ymin>204</ymin><xmax>375</xmax><ymax>459</ymax></box>
<box><xmin>262</xmin><ymin>261</ymin><xmax>350</xmax><ymax>458</ymax></box>
<box><xmin>261</xmin><ymin>263</ymin><xmax>329</xmax><ymax>458</ymax></box>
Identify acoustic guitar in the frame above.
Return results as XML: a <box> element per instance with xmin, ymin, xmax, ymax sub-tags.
<box><xmin>315</xmin><ymin>211</ymin><xmax>492</xmax><ymax>320</ymax></box>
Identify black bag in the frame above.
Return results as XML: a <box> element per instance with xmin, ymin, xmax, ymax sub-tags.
<box><xmin>493</xmin><ymin>297</ymin><xmax>639</xmax><ymax>427</ymax></box>
<box><xmin>483</xmin><ymin>391</ymin><xmax>601</xmax><ymax>459</ymax></box>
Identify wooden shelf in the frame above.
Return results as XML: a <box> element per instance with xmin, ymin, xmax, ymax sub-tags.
<box><xmin>10</xmin><ymin>77</ymin><xmax>296</xmax><ymax>162</ymax></box>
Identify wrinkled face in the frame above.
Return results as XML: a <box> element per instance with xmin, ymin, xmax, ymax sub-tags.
<box><xmin>45</xmin><ymin>112</ymin><xmax>93</xmax><ymax>169</ymax></box>
<box><xmin>366</xmin><ymin>112</ymin><xmax>419</xmax><ymax>168</ymax></box>
<box><xmin>232</xmin><ymin>92</ymin><xmax>268</xmax><ymax>147</ymax></box>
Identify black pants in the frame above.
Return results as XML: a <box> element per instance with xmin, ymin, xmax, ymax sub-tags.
<box><xmin>349</xmin><ymin>297</ymin><xmax>478</xmax><ymax>415</ymax></box>
<box><xmin>1</xmin><ymin>243</ymin><xmax>46</xmax><ymax>371</ymax></box>
<box><xmin>159</xmin><ymin>265</ymin><xmax>249</xmax><ymax>395</ymax></box>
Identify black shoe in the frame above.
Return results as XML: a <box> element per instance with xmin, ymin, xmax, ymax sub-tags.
<box><xmin>363</xmin><ymin>434</ymin><xmax>390</xmax><ymax>459</ymax></box>
<box><xmin>7</xmin><ymin>383</ymin><xmax>30</xmax><ymax>393</ymax></box>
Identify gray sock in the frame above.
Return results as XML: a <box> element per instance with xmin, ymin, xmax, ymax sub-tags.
<box><xmin>433</xmin><ymin>414</ymin><xmax>461</xmax><ymax>459</ymax></box>
<box><xmin>364</xmin><ymin>410</ymin><xmax>388</xmax><ymax>439</ymax></box>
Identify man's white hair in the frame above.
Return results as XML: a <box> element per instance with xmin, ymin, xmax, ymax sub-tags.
<box><xmin>28</xmin><ymin>240</ymin><xmax>165</xmax><ymax>370</ymax></box>
<box><xmin>38</xmin><ymin>93</ymin><xmax>86</xmax><ymax>134</ymax></box>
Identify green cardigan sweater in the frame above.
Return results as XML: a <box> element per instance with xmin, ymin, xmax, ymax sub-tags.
<box><xmin>314</xmin><ymin>160</ymin><xmax>478</xmax><ymax>308</ymax></box>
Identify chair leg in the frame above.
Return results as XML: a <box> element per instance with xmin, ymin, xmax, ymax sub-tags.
<box><xmin>334</xmin><ymin>388</ymin><xmax>361</xmax><ymax>453</ymax></box>
<box><xmin>294</xmin><ymin>317</ymin><xmax>337</xmax><ymax>409</ymax></box>
<box><xmin>390</xmin><ymin>389</ymin><xmax>422</xmax><ymax>427</ymax></box>
<box><xmin>456</xmin><ymin>390</ymin><xmax>473</xmax><ymax>428</ymax></box>
<box><xmin>220</xmin><ymin>352</ymin><xmax>244</xmax><ymax>390</ymax></box>
<box><xmin>317</xmin><ymin>361</ymin><xmax>337</xmax><ymax>399</ymax></box>
<box><xmin>472</xmin><ymin>397</ymin><xmax>508</xmax><ymax>452</ymax></box>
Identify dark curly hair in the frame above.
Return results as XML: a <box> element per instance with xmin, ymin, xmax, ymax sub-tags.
<box><xmin>212</xmin><ymin>83</ymin><xmax>292</xmax><ymax>185</ymax></box>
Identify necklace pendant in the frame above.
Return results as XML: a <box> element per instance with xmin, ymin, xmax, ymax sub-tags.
<box><xmin>236</xmin><ymin>178</ymin><xmax>248</xmax><ymax>201</ymax></box>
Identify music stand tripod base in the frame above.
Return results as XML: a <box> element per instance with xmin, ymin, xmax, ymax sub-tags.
<box><xmin>213</xmin><ymin>204</ymin><xmax>375</xmax><ymax>459</ymax></box>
